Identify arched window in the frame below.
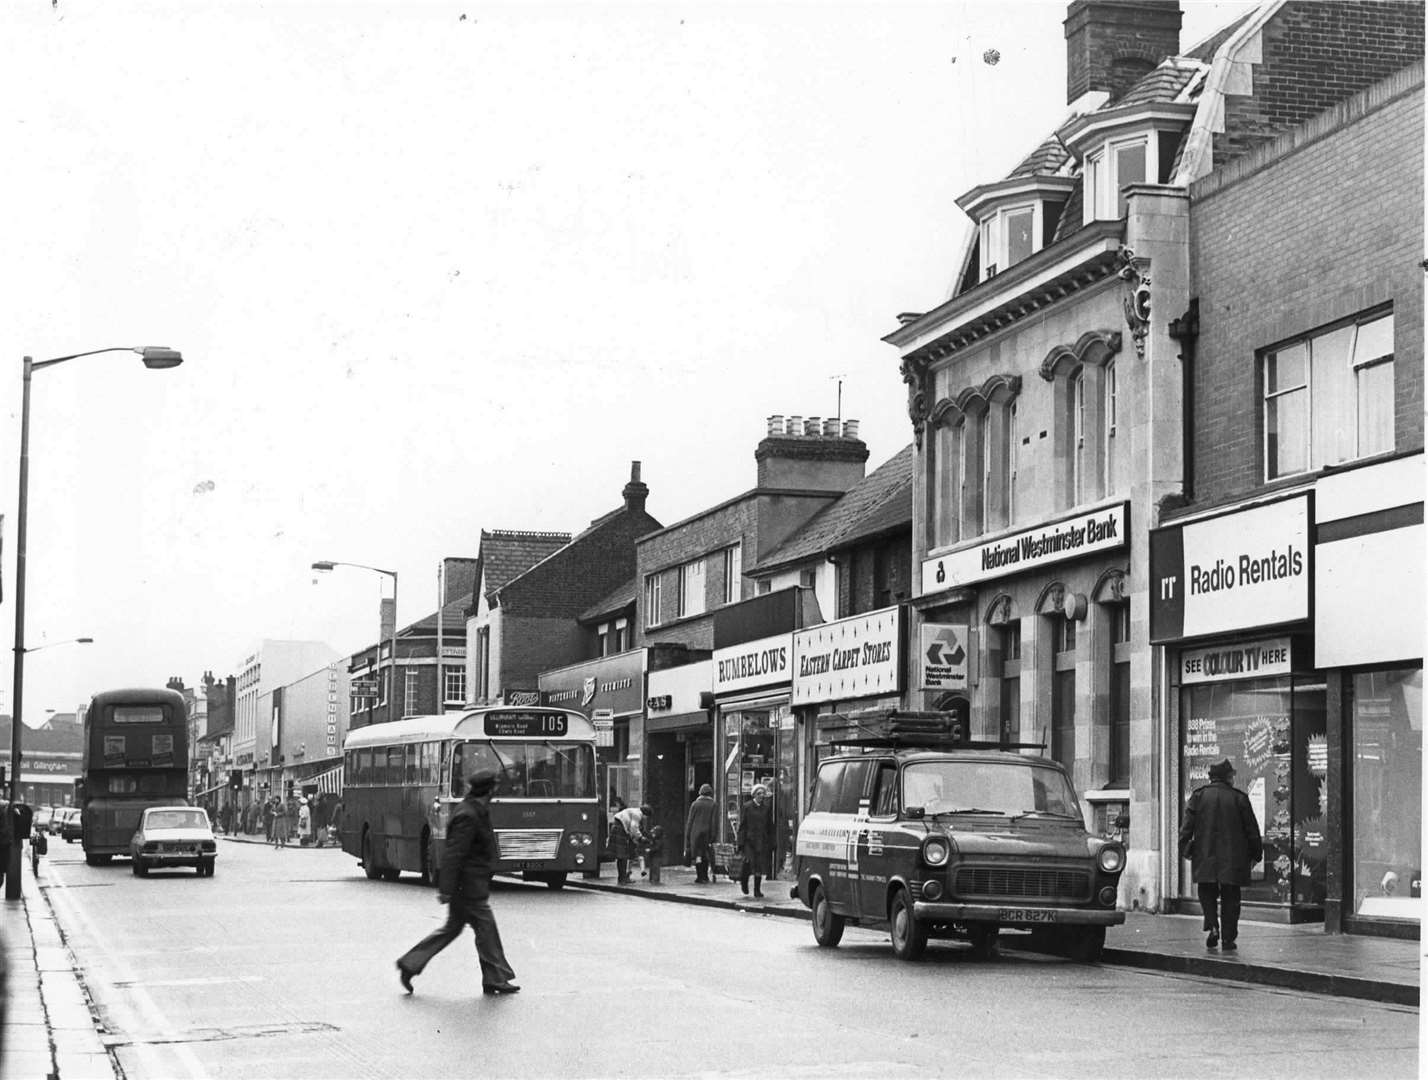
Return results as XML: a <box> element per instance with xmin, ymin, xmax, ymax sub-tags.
<box><xmin>1041</xmin><ymin>331</ymin><xmax>1122</xmax><ymax>511</ymax></box>
<box><xmin>1103</xmin><ymin>361</ymin><xmax>1119</xmax><ymax>493</ymax></box>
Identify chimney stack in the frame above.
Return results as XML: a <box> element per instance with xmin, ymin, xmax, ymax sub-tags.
<box><xmin>756</xmin><ymin>413</ymin><xmax>869</xmax><ymax>492</ymax></box>
<box><xmin>622</xmin><ymin>460</ymin><xmax>649</xmax><ymax>513</ymax></box>
<box><xmin>1064</xmin><ymin>1</ymin><xmax>1181</xmax><ymax>106</ymax></box>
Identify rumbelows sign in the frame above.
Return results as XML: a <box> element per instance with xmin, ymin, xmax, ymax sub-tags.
<box><xmin>922</xmin><ymin>502</ymin><xmax>1128</xmax><ymax>593</ymax></box>
<box><xmin>1150</xmin><ymin>495</ymin><xmax>1310</xmax><ymax>643</ymax></box>
<box><xmin>792</xmin><ymin>606</ymin><xmax>903</xmax><ymax>706</ymax></box>
<box><xmin>712</xmin><ymin>633</ymin><xmax>792</xmax><ymax>696</ymax></box>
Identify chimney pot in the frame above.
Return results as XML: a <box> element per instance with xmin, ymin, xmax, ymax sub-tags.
<box><xmin>842</xmin><ymin>419</ymin><xmax>860</xmax><ymax>439</ymax></box>
<box><xmin>767</xmin><ymin>415</ymin><xmax>784</xmax><ymax>437</ymax></box>
<box><xmin>805</xmin><ymin>417</ymin><xmax>821</xmax><ymax>437</ymax></box>
<box><xmin>823</xmin><ymin>417</ymin><xmax>841</xmax><ymax>437</ymax></box>
<box><xmin>787</xmin><ymin>415</ymin><xmax>802</xmax><ymax>436</ymax></box>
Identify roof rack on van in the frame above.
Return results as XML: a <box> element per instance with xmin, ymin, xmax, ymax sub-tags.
<box><xmin>824</xmin><ymin>708</ymin><xmax>1045</xmax><ymax>753</ymax></box>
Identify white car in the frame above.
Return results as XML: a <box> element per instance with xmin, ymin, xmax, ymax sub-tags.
<box><xmin>129</xmin><ymin>807</ymin><xmax>218</xmax><ymax>877</ymax></box>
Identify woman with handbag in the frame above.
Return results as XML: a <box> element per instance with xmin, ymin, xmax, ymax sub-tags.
<box><xmin>736</xmin><ymin>785</ymin><xmax>774</xmax><ymax>898</ymax></box>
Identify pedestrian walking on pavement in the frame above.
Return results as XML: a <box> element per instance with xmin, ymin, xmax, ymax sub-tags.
<box><xmin>610</xmin><ymin>803</ymin><xmax>650</xmax><ymax>884</ymax></box>
<box><xmin>396</xmin><ymin>771</ymin><xmax>519</xmax><ymax>997</ymax></box>
<box><xmin>684</xmin><ymin>784</ymin><xmax>717</xmax><ymax>883</ymax></box>
<box><xmin>736</xmin><ymin>785</ymin><xmax>774</xmax><ymax>898</ymax></box>
<box><xmin>1179</xmin><ymin>758</ymin><xmax>1263</xmax><ymax>951</ymax></box>
<box><xmin>297</xmin><ymin>797</ymin><xmax>312</xmax><ymax>846</ymax></box>
<box><xmin>273</xmin><ymin>797</ymin><xmax>291</xmax><ymax>848</ymax></box>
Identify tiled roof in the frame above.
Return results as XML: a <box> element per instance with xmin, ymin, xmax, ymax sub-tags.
<box><xmin>480</xmin><ymin>530</ymin><xmax>570</xmax><ymax>604</ymax></box>
<box><xmin>1117</xmin><ymin>57</ymin><xmax>1203</xmax><ymax>106</ymax></box>
<box><xmin>579</xmin><ymin>578</ymin><xmax>638</xmax><ymax>624</ymax></box>
<box><xmin>497</xmin><ymin>506</ymin><xmax>663</xmax><ymax>618</ymax></box>
<box><xmin>751</xmin><ymin>445</ymin><xmax>914</xmax><ymax>573</ymax></box>
<box><xmin>1009</xmin><ymin>133</ymin><xmax>1071</xmax><ymax>178</ymax></box>
<box><xmin>400</xmin><ymin>595</ymin><xmax>470</xmax><ymax>637</ymax></box>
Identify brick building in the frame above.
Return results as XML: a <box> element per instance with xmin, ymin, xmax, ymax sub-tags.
<box><xmin>1152</xmin><ymin>53</ymin><xmax>1423</xmax><ymax>935</ymax></box>
<box><xmin>882</xmin><ymin>0</ymin><xmax>1422</xmax><ymax>923</ymax></box>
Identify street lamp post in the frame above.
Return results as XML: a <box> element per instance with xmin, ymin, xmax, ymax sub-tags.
<box><xmin>311</xmin><ymin>560</ymin><xmax>399</xmax><ymax>725</ymax></box>
<box><xmin>9</xmin><ymin>345</ymin><xmax>181</xmax><ymax>900</ymax></box>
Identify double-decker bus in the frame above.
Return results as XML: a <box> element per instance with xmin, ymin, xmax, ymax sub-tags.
<box><xmin>340</xmin><ymin>706</ymin><xmax>598</xmax><ymax>889</ymax></box>
<box><xmin>78</xmin><ymin>688</ymin><xmax>190</xmax><ymax>865</ymax></box>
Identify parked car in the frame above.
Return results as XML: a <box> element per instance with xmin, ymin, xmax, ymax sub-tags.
<box><xmin>129</xmin><ymin>806</ymin><xmax>217</xmax><ymax>877</ymax></box>
<box><xmin>792</xmin><ymin>712</ymin><xmax>1126</xmax><ymax>963</ymax></box>
<box><xmin>47</xmin><ymin>807</ymin><xmax>66</xmax><ymax>835</ymax></box>
<box><xmin>33</xmin><ymin>806</ymin><xmax>54</xmax><ymax>835</ymax></box>
<box><xmin>58</xmin><ymin>808</ymin><xmax>82</xmax><ymax>843</ymax></box>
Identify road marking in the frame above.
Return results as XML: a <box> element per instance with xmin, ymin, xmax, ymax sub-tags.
<box><xmin>110</xmin><ymin>975</ymin><xmax>265</xmax><ymax>988</ymax></box>
<box><xmin>41</xmin><ymin>859</ymin><xmax>213</xmax><ymax>1079</ymax></box>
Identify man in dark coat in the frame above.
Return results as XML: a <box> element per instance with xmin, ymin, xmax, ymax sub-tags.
<box><xmin>1179</xmin><ymin>758</ymin><xmax>1263</xmax><ymax>951</ymax></box>
<box><xmin>396</xmin><ymin>772</ymin><xmax>519</xmax><ymax>995</ymax></box>
<box><xmin>683</xmin><ymin>784</ymin><xmax>717</xmax><ymax>883</ymax></box>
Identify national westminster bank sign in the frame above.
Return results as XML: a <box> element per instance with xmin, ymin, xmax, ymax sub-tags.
<box><xmin>921</xmin><ymin>502</ymin><xmax>1129</xmax><ymax>594</ymax></box>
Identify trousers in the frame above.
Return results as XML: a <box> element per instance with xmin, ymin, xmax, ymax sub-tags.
<box><xmin>1197</xmin><ymin>882</ymin><xmax>1243</xmax><ymax>943</ymax></box>
<box><xmin>398</xmin><ymin>893</ymin><xmax>516</xmax><ymax>987</ymax></box>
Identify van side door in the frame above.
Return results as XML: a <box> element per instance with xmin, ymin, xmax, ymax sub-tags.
<box><xmin>856</xmin><ymin>759</ymin><xmax>901</xmax><ymax>922</ymax></box>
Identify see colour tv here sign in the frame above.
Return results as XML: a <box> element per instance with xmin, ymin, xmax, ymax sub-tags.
<box><xmin>483</xmin><ymin>711</ymin><xmax>569</xmax><ymax>738</ymax></box>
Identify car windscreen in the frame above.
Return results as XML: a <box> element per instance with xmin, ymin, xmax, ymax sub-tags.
<box><xmin>902</xmin><ymin>760</ymin><xmax>1081</xmax><ymax>817</ymax></box>
<box><xmin>451</xmin><ymin>740</ymin><xmax>596</xmax><ymax>799</ymax></box>
<box><xmin>144</xmin><ymin>809</ymin><xmax>209</xmax><ymax>830</ymax></box>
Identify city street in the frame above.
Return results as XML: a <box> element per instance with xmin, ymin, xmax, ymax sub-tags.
<box><xmin>30</xmin><ymin>839</ymin><xmax>1419</xmax><ymax>1079</ymax></box>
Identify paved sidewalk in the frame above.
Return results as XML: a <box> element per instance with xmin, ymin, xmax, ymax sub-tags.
<box><xmin>567</xmin><ymin>862</ymin><xmax>1423</xmax><ymax>1007</ymax></box>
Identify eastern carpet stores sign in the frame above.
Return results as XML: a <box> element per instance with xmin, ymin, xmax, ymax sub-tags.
<box><xmin>922</xmin><ymin>502</ymin><xmax>1128</xmax><ymax>593</ymax></box>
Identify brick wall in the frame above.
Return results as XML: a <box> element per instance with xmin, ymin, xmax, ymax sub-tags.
<box><xmin>636</xmin><ymin>501</ymin><xmax>758</xmax><ymax>649</ymax></box>
<box><xmin>1214</xmin><ymin>2</ymin><xmax>1424</xmax><ymax>170</ymax></box>
<box><xmin>1189</xmin><ymin>69</ymin><xmax>1424</xmax><ymax>504</ymax></box>
<box><xmin>1064</xmin><ymin>0</ymin><xmax>1182</xmax><ymax>105</ymax></box>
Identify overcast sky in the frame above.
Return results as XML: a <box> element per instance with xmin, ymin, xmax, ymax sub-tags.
<box><xmin>0</xmin><ymin>0</ymin><xmax>1256</xmax><ymax>724</ymax></box>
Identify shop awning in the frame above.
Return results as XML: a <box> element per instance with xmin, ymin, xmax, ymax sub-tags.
<box><xmin>646</xmin><ymin>711</ymin><xmax>710</xmax><ymax>734</ymax></box>
<box><xmin>309</xmin><ymin>766</ymin><xmax>343</xmax><ymax>795</ymax></box>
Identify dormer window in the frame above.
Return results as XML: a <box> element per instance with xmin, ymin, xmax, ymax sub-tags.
<box><xmin>957</xmin><ymin>176</ymin><xmax>1075</xmax><ymax>290</ymax></box>
<box><xmin>1084</xmin><ymin>134</ymin><xmax>1150</xmax><ymax>221</ymax></box>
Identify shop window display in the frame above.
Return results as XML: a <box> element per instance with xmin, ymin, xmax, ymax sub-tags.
<box><xmin>1351</xmin><ymin>667</ymin><xmax>1422</xmax><ymax>920</ymax></box>
<box><xmin>723</xmin><ymin>704</ymin><xmax>797</xmax><ymax>876</ymax></box>
<box><xmin>1180</xmin><ymin>676</ymin><xmax>1326</xmax><ymax>907</ymax></box>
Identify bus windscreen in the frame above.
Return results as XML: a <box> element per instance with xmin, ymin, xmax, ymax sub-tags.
<box><xmin>452</xmin><ymin>740</ymin><xmax>595</xmax><ymax>799</ymax></box>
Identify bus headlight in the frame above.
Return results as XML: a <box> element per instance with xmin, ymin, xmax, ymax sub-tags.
<box><xmin>1097</xmin><ymin>844</ymin><xmax>1125</xmax><ymax>874</ymax></box>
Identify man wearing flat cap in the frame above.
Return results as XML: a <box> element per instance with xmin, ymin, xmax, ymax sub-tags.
<box><xmin>1179</xmin><ymin>759</ymin><xmax>1263</xmax><ymax>951</ymax></box>
<box><xmin>396</xmin><ymin>770</ymin><xmax>519</xmax><ymax>995</ymax></box>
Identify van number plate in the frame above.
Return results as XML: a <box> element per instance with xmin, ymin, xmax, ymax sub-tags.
<box><xmin>997</xmin><ymin>908</ymin><xmax>1056</xmax><ymax>923</ymax></box>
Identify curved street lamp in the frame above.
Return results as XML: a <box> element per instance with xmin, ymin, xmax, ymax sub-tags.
<box><xmin>312</xmin><ymin>560</ymin><xmax>399</xmax><ymax>725</ymax></box>
<box><xmin>9</xmin><ymin>347</ymin><xmax>181</xmax><ymax>900</ymax></box>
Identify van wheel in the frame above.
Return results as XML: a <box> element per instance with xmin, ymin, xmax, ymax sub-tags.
<box><xmin>85</xmin><ymin>853</ymin><xmax>110</xmax><ymax>866</ymax></box>
<box><xmin>810</xmin><ymin>885</ymin><xmax>845</xmax><ymax>948</ymax></box>
<box><xmin>889</xmin><ymin>889</ymin><xmax>927</xmax><ymax>961</ymax></box>
<box><xmin>362</xmin><ymin>833</ymin><xmax>380</xmax><ymax>880</ymax></box>
<box><xmin>546</xmin><ymin>873</ymin><xmax>567</xmax><ymax>890</ymax></box>
<box><xmin>1066</xmin><ymin>926</ymin><xmax>1105</xmax><ymax>964</ymax></box>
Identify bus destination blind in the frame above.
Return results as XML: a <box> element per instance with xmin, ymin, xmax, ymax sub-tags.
<box><xmin>483</xmin><ymin>711</ymin><xmax>569</xmax><ymax>738</ymax></box>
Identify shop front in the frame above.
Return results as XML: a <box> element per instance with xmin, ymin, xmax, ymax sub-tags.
<box><xmin>644</xmin><ymin>660</ymin><xmax>714</xmax><ymax>865</ymax></box>
<box><xmin>1314</xmin><ymin>454</ymin><xmax>1422</xmax><ymax>935</ymax></box>
<box><xmin>538</xmin><ymin>649</ymin><xmax>647</xmax><ymax>842</ymax></box>
<box><xmin>711</xmin><ymin>633</ymin><xmax>794</xmax><ymax>877</ymax></box>
<box><xmin>1152</xmin><ymin>494</ymin><xmax>1324</xmax><ymax>923</ymax></box>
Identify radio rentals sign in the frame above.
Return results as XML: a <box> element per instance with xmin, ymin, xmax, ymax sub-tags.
<box><xmin>922</xmin><ymin>502</ymin><xmax>1128</xmax><ymax>594</ymax></box>
<box><xmin>1150</xmin><ymin>495</ymin><xmax>1310</xmax><ymax>642</ymax></box>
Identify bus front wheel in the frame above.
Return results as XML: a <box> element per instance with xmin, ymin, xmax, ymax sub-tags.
<box><xmin>361</xmin><ymin>833</ymin><xmax>380</xmax><ymax>880</ymax></box>
<box><xmin>85</xmin><ymin>853</ymin><xmax>111</xmax><ymax>867</ymax></box>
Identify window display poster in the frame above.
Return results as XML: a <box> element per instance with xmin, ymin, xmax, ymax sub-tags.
<box><xmin>1181</xmin><ymin>678</ymin><xmax>1326</xmax><ymax>906</ymax></box>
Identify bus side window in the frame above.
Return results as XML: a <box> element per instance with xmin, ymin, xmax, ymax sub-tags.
<box><xmin>405</xmin><ymin>744</ymin><xmax>418</xmax><ymax>785</ymax></box>
<box><xmin>450</xmin><ymin>743</ymin><xmax>465</xmax><ymax>797</ymax></box>
<box><xmin>386</xmin><ymin>746</ymin><xmax>404</xmax><ymax>786</ymax></box>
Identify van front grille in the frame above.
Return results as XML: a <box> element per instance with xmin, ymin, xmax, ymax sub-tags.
<box><xmin>954</xmin><ymin>865</ymin><xmax>1090</xmax><ymax>902</ymax></box>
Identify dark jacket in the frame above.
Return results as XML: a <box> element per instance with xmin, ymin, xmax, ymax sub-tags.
<box><xmin>736</xmin><ymin>797</ymin><xmax>774</xmax><ymax>876</ymax></box>
<box><xmin>1179</xmin><ymin>780</ymin><xmax>1263</xmax><ymax>884</ymax></box>
<box><xmin>684</xmin><ymin>794</ymin><xmax>716</xmax><ymax>850</ymax></box>
<box><xmin>438</xmin><ymin>792</ymin><xmax>497</xmax><ymax>902</ymax></box>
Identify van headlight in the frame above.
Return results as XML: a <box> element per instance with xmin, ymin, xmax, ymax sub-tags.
<box><xmin>922</xmin><ymin>837</ymin><xmax>950</xmax><ymax>867</ymax></box>
<box><xmin>1097</xmin><ymin>844</ymin><xmax>1125</xmax><ymax>874</ymax></box>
